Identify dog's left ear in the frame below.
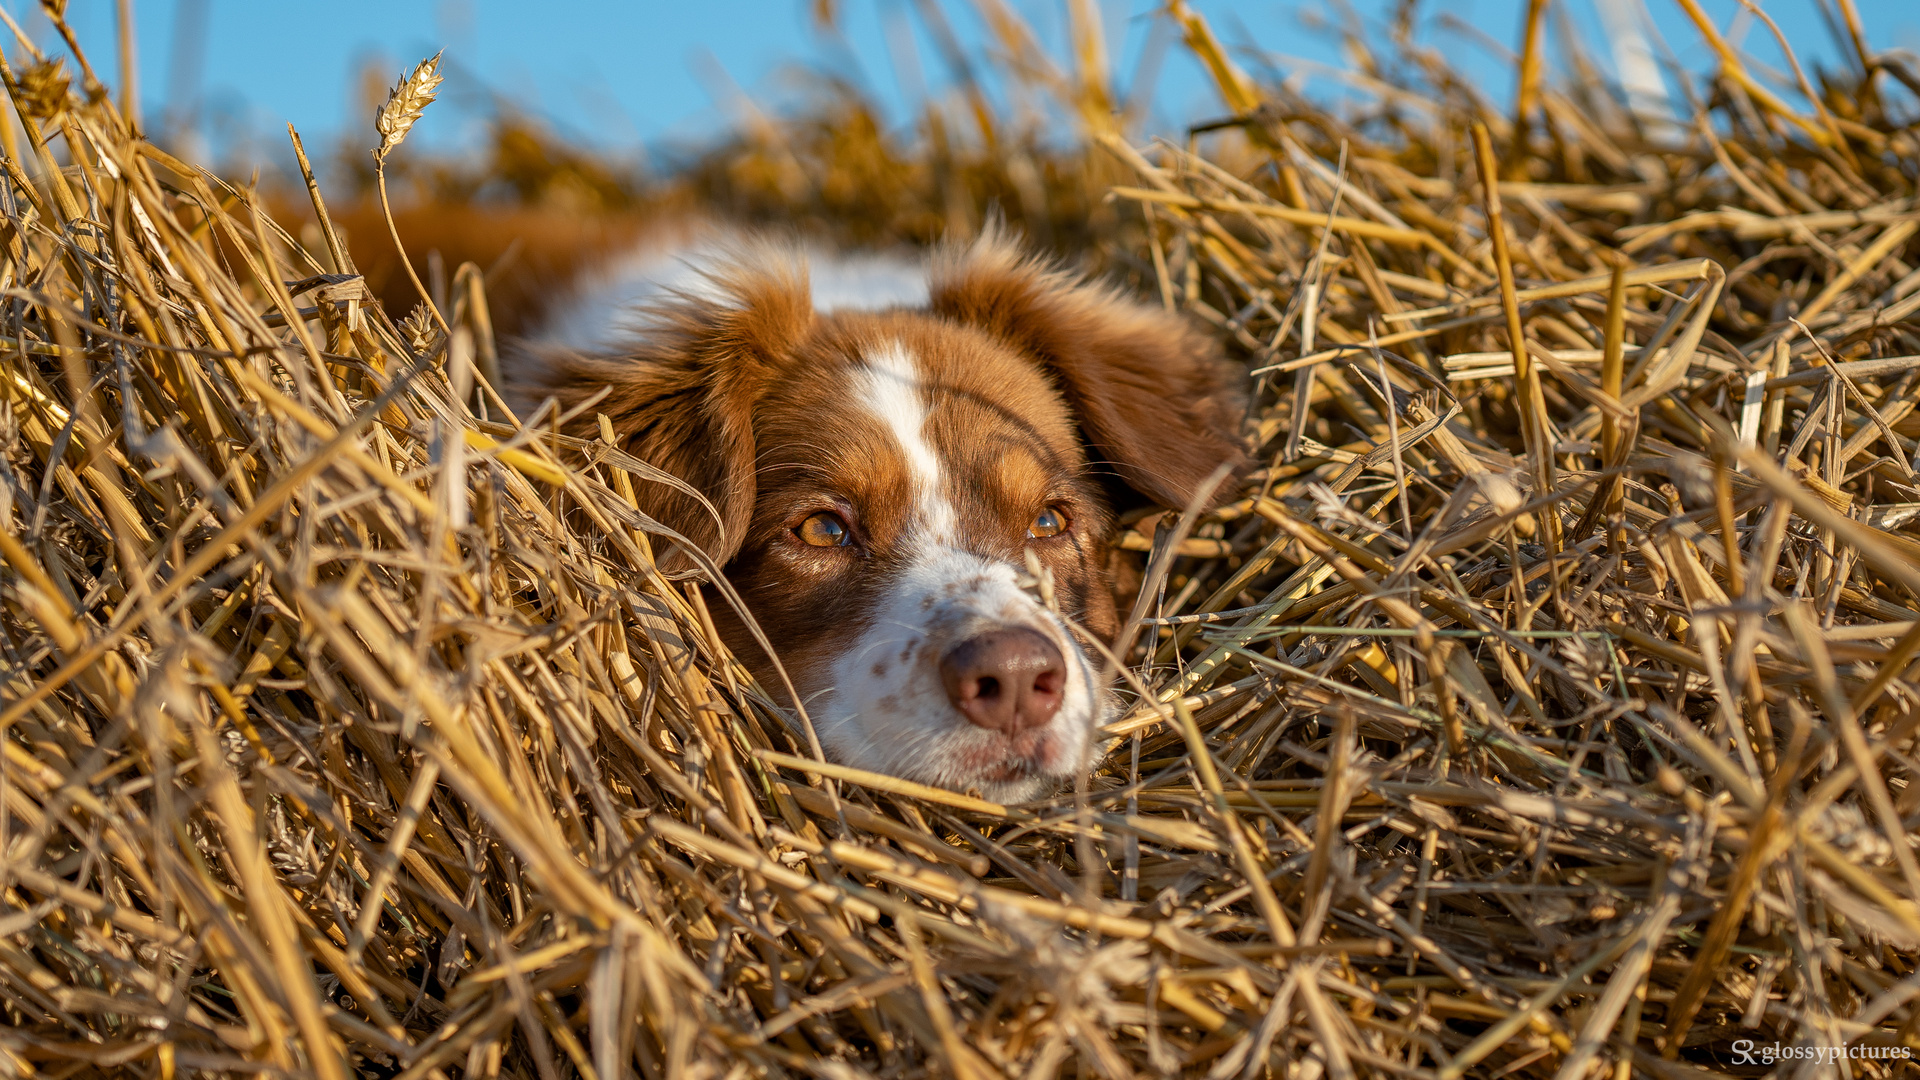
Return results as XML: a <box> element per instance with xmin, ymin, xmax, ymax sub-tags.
<box><xmin>929</xmin><ymin>233</ymin><xmax>1250</xmax><ymax>510</ymax></box>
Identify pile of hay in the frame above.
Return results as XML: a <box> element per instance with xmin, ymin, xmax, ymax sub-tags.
<box><xmin>3</xmin><ymin>3</ymin><xmax>1919</xmax><ymax>1078</ymax></box>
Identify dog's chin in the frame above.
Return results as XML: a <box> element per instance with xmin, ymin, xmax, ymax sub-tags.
<box><xmin>808</xmin><ymin>669</ymin><xmax>1108</xmax><ymax>804</ymax></box>
<box><xmin>916</xmin><ymin>723</ymin><xmax>1088</xmax><ymax>805</ymax></box>
<box><xmin>968</xmin><ymin>769</ymin><xmax>1071</xmax><ymax>805</ymax></box>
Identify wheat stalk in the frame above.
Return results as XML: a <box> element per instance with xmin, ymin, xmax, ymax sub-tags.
<box><xmin>373</xmin><ymin>51</ymin><xmax>450</xmax><ymax>337</ymax></box>
<box><xmin>374</xmin><ymin>50</ymin><xmax>443</xmax><ymax>163</ymax></box>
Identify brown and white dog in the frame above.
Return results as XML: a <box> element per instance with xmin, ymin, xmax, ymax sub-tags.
<box><xmin>513</xmin><ymin>229</ymin><xmax>1247</xmax><ymax>801</ymax></box>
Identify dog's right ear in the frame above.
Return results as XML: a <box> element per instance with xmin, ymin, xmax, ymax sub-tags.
<box><xmin>511</xmin><ymin>254</ymin><xmax>814</xmax><ymax>570</ymax></box>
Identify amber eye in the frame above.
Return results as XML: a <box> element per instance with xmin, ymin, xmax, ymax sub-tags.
<box><xmin>1028</xmin><ymin>507</ymin><xmax>1069</xmax><ymax>539</ymax></box>
<box><xmin>796</xmin><ymin>511</ymin><xmax>852</xmax><ymax>547</ymax></box>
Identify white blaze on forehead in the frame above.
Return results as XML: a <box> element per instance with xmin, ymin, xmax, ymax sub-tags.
<box><xmin>854</xmin><ymin>341</ymin><xmax>957</xmax><ymax>540</ymax></box>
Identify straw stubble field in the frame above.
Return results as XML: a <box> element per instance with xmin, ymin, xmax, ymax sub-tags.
<box><xmin>2</xmin><ymin>2</ymin><xmax>1919</xmax><ymax>1078</ymax></box>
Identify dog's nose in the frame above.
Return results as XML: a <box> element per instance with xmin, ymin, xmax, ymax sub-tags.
<box><xmin>939</xmin><ymin>628</ymin><xmax>1065</xmax><ymax>732</ymax></box>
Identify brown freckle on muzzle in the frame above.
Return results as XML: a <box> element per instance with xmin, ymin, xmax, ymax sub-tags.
<box><xmin>870</xmin><ymin>661</ymin><xmax>887</xmax><ymax>678</ymax></box>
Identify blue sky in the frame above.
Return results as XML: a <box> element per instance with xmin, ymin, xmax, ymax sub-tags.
<box><xmin>38</xmin><ymin>0</ymin><xmax>1920</xmax><ymax>172</ymax></box>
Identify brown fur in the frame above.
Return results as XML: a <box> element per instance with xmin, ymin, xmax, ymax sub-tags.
<box><xmin>315</xmin><ymin>202</ymin><xmax>655</xmax><ymax>336</ymax></box>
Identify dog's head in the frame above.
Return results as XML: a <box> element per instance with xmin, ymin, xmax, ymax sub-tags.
<box><xmin>522</xmin><ymin>232</ymin><xmax>1248</xmax><ymax>801</ymax></box>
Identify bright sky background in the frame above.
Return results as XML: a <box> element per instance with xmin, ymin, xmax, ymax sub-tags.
<box><xmin>35</xmin><ymin>0</ymin><xmax>1920</xmax><ymax>177</ymax></box>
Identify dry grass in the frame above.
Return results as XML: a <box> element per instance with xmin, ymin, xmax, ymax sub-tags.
<box><xmin>3</xmin><ymin>2</ymin><xmax>1920</xmax><ymax>1078</ymax></box>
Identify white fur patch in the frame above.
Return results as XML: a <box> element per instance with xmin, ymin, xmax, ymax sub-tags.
<box><xmin>853</xmin><ymin>342</ymin><xmax>957</xmax><ymax>542</ymax></box>
<box><xmin>529</xmin><ymin>231</ymin><xmax>929</xmax><ymax>353</ymax></box>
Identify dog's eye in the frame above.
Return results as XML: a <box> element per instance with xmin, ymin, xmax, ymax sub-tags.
<box><xmin>797</xmin><ymin>511</ymin><xmax>852</xmax><ymax>547</ymax></box>
<box><xmin>1028</xmin><ymin>507</ymin><xmax>1068</xmax><ymax>539</ymax></box>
